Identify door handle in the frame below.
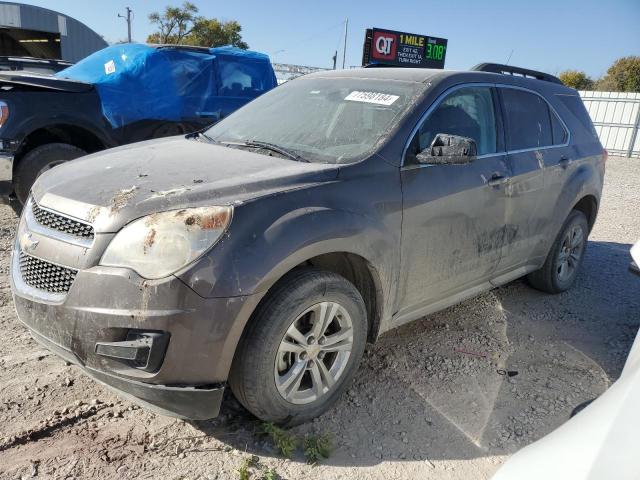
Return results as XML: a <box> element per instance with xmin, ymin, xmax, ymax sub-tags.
<box><xmin>559</xmin><ymin>156</ymin><xmax>571</xmax><ymax>168</ymax></box>
<box><xmin>488</xmin><ymin>174</ymin><xmax>509</xmax><ymax>187</ymax></box>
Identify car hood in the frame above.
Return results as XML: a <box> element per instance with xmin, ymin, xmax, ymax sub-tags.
<box><xmin>0</xmin><ymin>70</ymin><xmax>93</xmax><ymax>92</ymax></box>
<box><xmin>32</xmin><ymin>137</ymin><xmax>339</xmax><ymax>233</ymax></box>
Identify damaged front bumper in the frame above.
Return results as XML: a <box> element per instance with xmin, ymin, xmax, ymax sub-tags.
<box><xmin>10</xmin><ymin>202</ymin><xmax>261</xmax><ymax>419</ymax></box>
<box><xmin>27</xmin><ymin>325</ymin><xmax>224</xmax><ymax>419</ymax></box>
<box><xmin>11</xmin><ymin>263</ymin><xmax>259</xmax><ymax>419</ymax></box>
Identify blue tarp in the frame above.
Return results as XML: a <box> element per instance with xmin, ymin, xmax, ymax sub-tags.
<box><xmin>56</xmin><ymin>44</ymin><xmax>277</xmax><ymax>128</ymax></box>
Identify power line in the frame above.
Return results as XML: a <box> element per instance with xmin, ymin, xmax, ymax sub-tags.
<box><xmin>269</xmin><ymin>21</ymin><xmax>344</xmax><ymax>57</ymax></box>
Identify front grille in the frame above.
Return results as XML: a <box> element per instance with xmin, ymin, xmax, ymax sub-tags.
<box><xmin>31</xmin><ymin>202</ymin><xmax>94</xmax><ymax>239</ymax></box>
<box><xmin>19</xmin><ymin>252</ymin><xmax>78</xmax><ymax>294</ymax></box>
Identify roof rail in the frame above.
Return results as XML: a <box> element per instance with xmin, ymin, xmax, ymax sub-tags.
<box><xmin>471</xmin><ymin>63</ymin><xmax>563</xmax><ymax>85</ymax></box>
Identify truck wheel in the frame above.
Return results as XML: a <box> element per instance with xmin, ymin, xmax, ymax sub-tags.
<box><xmin>14</xmin><ymin>143</ymin><xmax>86</xmax><ymax>204</ymax></box>
<box><xmin>527</xmin><ymin>210</ymin><xmax>589</xmax><ymax>293</ymax></box>
<box><xmin>229</xmin><ymin>268</ymin><xmax>368</xmax><ymax>425</ymax></box>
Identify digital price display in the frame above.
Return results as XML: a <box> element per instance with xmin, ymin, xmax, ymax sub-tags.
<box><xmin>362</xmin><ymin>28</ymin><xmax>448</xmax><ymax>69</ymax></box>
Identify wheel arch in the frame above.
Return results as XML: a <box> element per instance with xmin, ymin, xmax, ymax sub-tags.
<box><xmin>13</xmin><ymin>123</ymin><xmax>107</xmax><ymax>175</ymax></box>
<box><xmin>224</xmin><ymin>250</ymin><xmax>386</xmax><ymax>394</ymax></box>
<box><xmin>571</xmin><ymin>194</ymin><xmax>598</xmax><ymax>232</ymax></box>
<box><xmin>243</xmin><ymin>251</ymin><xmax>385</xmax><ymax>348</ymax></box>
<box><xmin>295</xmin><ymin>252</ymin><xmax>384</xmax><ymax>343</ymax></box>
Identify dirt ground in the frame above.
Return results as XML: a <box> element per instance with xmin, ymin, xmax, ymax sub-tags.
<box><xmin>1</xmin><ymin>156</ymin><xmax>638</xmax><ymax>480</ymax></box>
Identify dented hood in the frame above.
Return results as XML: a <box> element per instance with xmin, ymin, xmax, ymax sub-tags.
<box><xmin>32</xmin><ymin>136</ymin><xmax>339</xmax><ymax>233</ymax></box>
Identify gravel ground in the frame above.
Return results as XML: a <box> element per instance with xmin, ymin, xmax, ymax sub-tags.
<box><xmin>0</xmin><ymin>156</ymin><xmax>638</xmax><ymax>480</ymax></box>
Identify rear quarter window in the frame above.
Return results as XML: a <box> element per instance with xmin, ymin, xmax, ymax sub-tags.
<box><xmin>556</xmin><ymin>94</ymin><xmax>599</xmax><ymax>142</ymax></box>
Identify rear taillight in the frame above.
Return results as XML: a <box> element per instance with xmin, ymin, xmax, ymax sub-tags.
<box><xmin>603</xmin><ymin>148</ymin><xmax>608</xmax><ymax>164</ymax></box>
<box><xmin>0</xmin><ymin>101</ymin><xmax>8</xmax><ymax>127</ymax></box>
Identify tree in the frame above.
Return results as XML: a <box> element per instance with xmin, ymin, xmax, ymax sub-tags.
<box><xmin>558</xmin><ymin>70</ymin><xmax>594</xmax><ymax>90</ymax></box>
<box><xmin>188</xmin><ymin>19</ymin><xmax>248</xmax><ymax>49</ymax></box>
<box><xmin>596</xmin><ymin>56</ymin><xmax>640</xmax><ymax>93</ymax></box>
<box><xmin>147</xmin><ymin>2</ymin><xmax>199</xmax><ymax>44</ymax></box>
<box><xmin>147</xmin><ymin>2</ymin><xmax>248</xmax><ymax>49</ymax></box>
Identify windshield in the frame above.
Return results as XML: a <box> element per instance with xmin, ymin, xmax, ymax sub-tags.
<box><xmin>205</xmin><ymin>76</ymin><xmax>423</xmax><ymax>163</ymax></box>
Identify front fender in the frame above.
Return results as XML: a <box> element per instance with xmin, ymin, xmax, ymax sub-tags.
<box><xmin>4</xmin><ymin>92</ymin><xmax>113</xmax><ymax>150</ymax></box>
<box><xmin>176</xmin><ymin>196</ymin><xmax>400</xmax><ymax>382</ymax></box>
<box><xmin>180</xmin><ymin>200</ymin><xmax>399</xmax><ymax>303</ymax></box>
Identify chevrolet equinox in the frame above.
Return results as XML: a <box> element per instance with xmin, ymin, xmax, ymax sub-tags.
<box><xmin>10</xmin><ymin>64</ymin><xmax>605</xmax><ymax>424</ymax></box>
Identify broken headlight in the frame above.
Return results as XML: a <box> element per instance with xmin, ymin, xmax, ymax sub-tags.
<box><xmin>100</xmin><ymin>206</ymin><xmax>232</xmax><ymax>279</ymax></box>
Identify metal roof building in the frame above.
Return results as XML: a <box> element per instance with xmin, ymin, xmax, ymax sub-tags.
<box><xmin>0</xmin><ymin>1</ymin><xmax>107</xmax><ymax>62</ymax></box>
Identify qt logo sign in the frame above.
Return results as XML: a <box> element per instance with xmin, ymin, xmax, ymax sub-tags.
<box><xmin>372</xmin><ymin>31</ymin><xmax>397</xmax><ymax>60</ymax></box>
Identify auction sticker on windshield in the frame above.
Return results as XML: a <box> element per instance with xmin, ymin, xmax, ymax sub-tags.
<box><xmin>345</xmin><ymin>91</ymin><xmax>399</xmax><ymax>105</ymax></box>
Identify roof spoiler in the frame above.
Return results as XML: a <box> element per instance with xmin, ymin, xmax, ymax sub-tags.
<box><xmin>471</xmin><ymin>63</ymin><xmax>563</xmax><ymax>85</ymax></box>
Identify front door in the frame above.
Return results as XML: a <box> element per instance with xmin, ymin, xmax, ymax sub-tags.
<box><xmin>395</xmin><ymin>85</ymin><xmax>510</xmax><ymax>319</ymax></box>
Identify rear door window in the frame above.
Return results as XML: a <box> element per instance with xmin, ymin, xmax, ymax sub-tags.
<box><xmin>502</xmin><ymin>89</ymin><xmax>553</xmax><ymax>150</ymax></box>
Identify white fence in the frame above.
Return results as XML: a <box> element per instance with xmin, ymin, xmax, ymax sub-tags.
<box><xmin>579</xmin><ymin>90</ymin><xmax>640</xmax><ymax>158</ymax></box>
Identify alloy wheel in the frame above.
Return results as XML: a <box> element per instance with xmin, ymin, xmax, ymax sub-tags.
<box><xmin>556</xmin><ymin>224</ymin><xmax>585</xmax><ymax>283</ymax></box>
<box><xmin>274</xmin><ymin>301</ymin><xmax>353</xmax><ymax>405</ymax></box>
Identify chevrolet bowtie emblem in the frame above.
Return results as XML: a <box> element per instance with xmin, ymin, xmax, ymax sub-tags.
<box><xmin>19</xmin><ymin>232</ymin><xmax>39</xmax><ymax>253</ymax></box>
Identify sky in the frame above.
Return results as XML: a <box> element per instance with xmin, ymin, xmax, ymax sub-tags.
<box><xmin>20</xmin><ymin>0</ymin><xmax>640</xmax><ymax>78</ymax></box>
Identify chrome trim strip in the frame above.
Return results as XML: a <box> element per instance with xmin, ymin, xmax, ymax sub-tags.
<box><xmin>506</xmin><ymin>144</ymin><xmax>566</xmax><ymax>155</ymax></box>
<box><xmin>0</xmin><ymin>152</ymin><xmax>13</xmax><ymax>182</ymax></box>
<box><xmin>401</xmin><ymin>82</ymin><xmax>572</xmax><ymax>168</ymax></box>
<box><xmin>26</xmin><ymin>199</ymin><xmax>94</xmax><ymax>248</ymax></box>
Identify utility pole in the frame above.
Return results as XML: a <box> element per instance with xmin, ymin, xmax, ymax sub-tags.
<box><xmin>341</xmin><ymin>18</ymin><xmax>348</xmax><ymax>69</ymax></box>
<box><xmin>118</xmin><ymin>7</ymin><xmax>133</xmax><ymax>43</ymax></box>
<box><xmin>332</xmin><ymin>50</ymin><xmax>337</xmax><ymax>70</ymax></box>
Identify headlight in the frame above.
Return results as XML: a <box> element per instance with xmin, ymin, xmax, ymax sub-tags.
<box><xmin>100</xmin><ymin>206</ymin><xmax>232</xmax><ymax>279</ymax></box>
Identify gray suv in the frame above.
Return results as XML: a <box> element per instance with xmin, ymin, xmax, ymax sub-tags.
<box><xmin>10</xmin><ymin>64</ymin><xmax>605</xmax><ymax>424</ymax></box>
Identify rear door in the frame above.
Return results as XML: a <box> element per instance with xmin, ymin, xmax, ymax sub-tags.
<box><xmin>495</xmin><ymin>86</ymin><xmax>565</xmax><ymax>274</ymax></box>
<box><xmin>396</xmin><ymin>85</ymin><xmax>510</xmax><ymax>319</ymax></box>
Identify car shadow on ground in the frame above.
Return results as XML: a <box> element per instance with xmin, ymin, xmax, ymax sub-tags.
<box><xmin>191</xmin><ymin>240</ymin><xmax>639</xmax><ymax>467</ymax></box>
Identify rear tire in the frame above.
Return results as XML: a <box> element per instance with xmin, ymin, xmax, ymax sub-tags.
<box><xmin>527</xmin><ymin>210</ymin><xmax>589</xmax><ymax>293</ymax></box>
<box><xmin>229</xmin><ymin>268</ymin><xmax>368</xmax><ymax>425</ymax></box>
<box><xmin>14</xmin><ymin>143</ymin><xmax>86</xmax><ymax>204</ymax></box>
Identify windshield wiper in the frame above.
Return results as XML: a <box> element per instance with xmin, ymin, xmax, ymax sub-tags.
<box><xmin>231</xmin><ymin>140</ymin><xmax>308</xmax><ymax>163</ymax></box>
<box><xmin>196</xmin><ymin>131</ymin><xmax>218</xmax><ymax>144</ymax></box>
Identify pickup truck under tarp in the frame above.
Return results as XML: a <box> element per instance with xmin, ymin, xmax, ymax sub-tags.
<box><xmin>56</xmin><ymin>44</ymin><xmax>277</xmax><ymax>128</ymax></box>
<box><xmin>0</xmin><ymin>43</ymin><xmax>277</xmax><ymax>204</ymax></box>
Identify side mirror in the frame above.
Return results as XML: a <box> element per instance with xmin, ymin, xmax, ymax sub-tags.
<box><xmin>416</xmin><ymin>133</ymin><xmax>478</xmax><ymax>165</ymax></box>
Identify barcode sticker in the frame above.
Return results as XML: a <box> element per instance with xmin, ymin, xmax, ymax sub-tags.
<box><xmin>345</xmin><ymin>91</ymin><xmax>399</xmax><ymax>105</ymax></box>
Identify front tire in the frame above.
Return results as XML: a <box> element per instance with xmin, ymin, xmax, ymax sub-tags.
<box><xmin>229</xmin><ymin>268</ymin><xmax>368</xmax><ymax>425</ymax></box>
<box><xmin>527</xmin><ymin>210</ymin><xmax>589</xmax><ymax>293</ymax></box>
<box><xmin>14</xmin><ymin>143</ymin><xmax>86</xmax><ymax>204</ymax></box>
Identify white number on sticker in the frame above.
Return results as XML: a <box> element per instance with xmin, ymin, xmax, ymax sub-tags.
<box><xmin>345</xmin><ymin>91</ymin><xmax>399</xmax><ymax>106</ymax></box>
<box><xmin>104</xmin><ymin>60</ymin><xmax>116</xmax><ymax>75</ymax></box>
